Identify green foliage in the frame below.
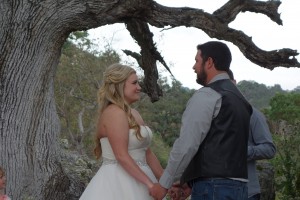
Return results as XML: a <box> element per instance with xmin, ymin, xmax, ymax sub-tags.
<box><xmin>237</xmin><ymin>80</ymin><xmax>286</xmax><ymax>109</ymax></box>
<box><xmin>55</xmin><ymin>36</ymin><xmax>120</xmax><ymax>155</ymax></box>
<box><xmin>292</xmin><ymin>86</ymin><xmax>300</xmax><ymax>93</ymax></box>
<box><xmin>267</xmin><ymin>93</ymin><xmax>300</xmax><ymax>124</ymax></box>
<box><xmin>151</xmin><ymin>132</ymin><xmax>171</xmax><ymax>168</ymax></box>
<box><xmin>267</xmin><ymin>92</ymin><xmax>300</xmax><ymax>199</ymax></box>
<box><xmin>65</xmin><ymin>31</ymin><xmax>93</xmax><ymax>51</ymax></box>
<box><xmin>271</xmin><ymin>127</ymin><xmax>300</xmax><ymax>200</ymax></box>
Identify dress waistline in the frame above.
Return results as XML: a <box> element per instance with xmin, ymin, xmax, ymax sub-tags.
<box><xmin>102</xmin><ymin>157</ymin><xmax>148</xmax><ymax>167</ymax></box>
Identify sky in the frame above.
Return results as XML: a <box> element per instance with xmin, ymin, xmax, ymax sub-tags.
<box><xmin>88</xmin><ymin>0</ymin><xmax>300</xmax><ymax>91</ymax></box>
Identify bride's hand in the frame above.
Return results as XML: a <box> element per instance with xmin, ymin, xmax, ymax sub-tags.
<box><xmin>147</xmin><ymin>182</ymin><xmax>154</xmax><ymax>190</ymax></box>
<box><xmin>149</xmin><ymin>183</ymin><xmax>167</xmax><ymax>200</ymax></box>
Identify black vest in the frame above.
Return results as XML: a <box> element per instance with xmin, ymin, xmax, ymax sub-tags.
<box><xmin>181</xmin><ymin>79</ymin><xmax>252</xmax><ymax>184</ymax></box>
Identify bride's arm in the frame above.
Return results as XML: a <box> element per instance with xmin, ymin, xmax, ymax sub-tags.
<box><xmin>104</xmin><ymin>105</ymin><xmax>154</xmax><ymax>189</ymax></box>
<box><xmin>146</xmin><ymin>148</ymin><xmax>164</xmax><ymax>180</ymax></box>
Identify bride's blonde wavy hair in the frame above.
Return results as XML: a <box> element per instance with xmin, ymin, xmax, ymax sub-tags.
<box><xmin>94</xmin><ymin>63</ymin><xmax>142</xmax><ymax>159</ymax></box>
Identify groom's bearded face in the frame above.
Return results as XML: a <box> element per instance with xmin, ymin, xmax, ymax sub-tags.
<box><xmin>196</xmin><ymin>62</ymin><xmax>207</xmax><ymax>86</ymax></box>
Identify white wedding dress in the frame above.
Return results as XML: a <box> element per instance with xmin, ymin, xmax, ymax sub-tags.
<box><xmin>80</xmin><ymin>126</ymin><xmax>165</xmax><ymax>200</ymax></box>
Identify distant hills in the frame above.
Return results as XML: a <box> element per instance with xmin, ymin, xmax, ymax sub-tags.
<box><xmin>237</xmin><ymin>80</ymin><xmax>300</xmax><ymax>109</ymax></box>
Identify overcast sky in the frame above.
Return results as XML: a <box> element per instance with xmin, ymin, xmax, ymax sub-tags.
<box><xmin>88</xmin><ymin>0</ymin><xmax>300</xmax><ymax>90</ymax></box>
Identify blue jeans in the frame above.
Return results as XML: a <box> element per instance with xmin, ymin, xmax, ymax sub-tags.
<box><xmin>248</xmin><ymin>194</ymin><xmax>260</xmax><ymax>200</ymax></box>
<box><xmin>191</xmin><ymin>178</ymin><xmax>248</xmax><ymax>200</ymax></box>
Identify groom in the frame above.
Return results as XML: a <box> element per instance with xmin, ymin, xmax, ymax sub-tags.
<box><xmin>150</xmin><ymin>41</ymin><xmax>252</xmax><ymax>200</ymax></box>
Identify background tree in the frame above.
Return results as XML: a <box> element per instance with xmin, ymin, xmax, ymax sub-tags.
<box><xmin>1</xmin><ymin>0</ymin><xmax>300</xmax><ymax>199</ymax></box>
<box><xmin>293</xmin><ymin>86</ymin><xmax>300</xmax><ymax>93</ymax></box>
<box><xmin>266</xmin><ymin>93</ymin><xmax>300</xmax><ymax>199</ymax></box>
<box><xmin>267</xmin><ymin>93</ymin><xmax>300</xmax><ymax>124</ymax></box>
<box><xmin>56</xmin><ymin>33</ymin><xmax>120</xmax><ymax>155</ymax></box>
<box><xmin>238</xmin><ymin>80</ymin><xmax>285</xmax><ymax>109</ymax></box>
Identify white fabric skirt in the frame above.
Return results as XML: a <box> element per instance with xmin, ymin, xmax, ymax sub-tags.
<box><xmin>79</xmin><ymin>163</ymin><xmax>160</xmax><ymax>200</ymax></box>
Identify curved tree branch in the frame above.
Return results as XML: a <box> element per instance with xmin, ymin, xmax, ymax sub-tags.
<box><xmin>123</xmin><ymin>18</ymin><xmax>163</xmax><ymax>102</ymax></box>
<box><xmin>123</xmin><ymin>18</ymin><xmax>173</xmax><ymax>102</ymax></box>
<box><xmin>61</xmin><ymin>0</ymin><xmax>299</xmax><ymax>99</ymax></box>
<box><xmin>145</xmin><ymin>0</ymin><xmax>299</xmax><ymax>70</ymax></box>
<box><xmin>213</xmin><ymin>0</ymin><xmax>282</xmax><ymax>25</ymax></box>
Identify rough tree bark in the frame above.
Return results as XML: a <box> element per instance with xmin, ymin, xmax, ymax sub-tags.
<box><xmin>0</xmin><ymin>0</ymin><xmax>299</xmax><ymax>199</ymax></box>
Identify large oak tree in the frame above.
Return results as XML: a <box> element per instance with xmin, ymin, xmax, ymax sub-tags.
<box><xmin>0</xmin><ymin>0</ymin><xmax>299</xmax><ymax>199</ymax></box>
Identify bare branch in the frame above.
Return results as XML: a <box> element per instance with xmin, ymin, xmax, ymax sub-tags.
<box><xmin>242</xmin><ymin>0</ymin><xmax>282</xmax><ymax>25</ymax></box>
<box><xmin>61</xmin><ymin>0</ymin><xmax>299</xmax><ymax>98</ymax></box>
<box><xmin>124</xmin><ymin>18</ymin><xmax>164</xmax><ymax>102</ymax></box>
<box><xmin>213</xmin><ymin>0</ymin><xmax>282</xmax><ymax>25</ymax></box>
<box><xmin>145</xmin><ymin>1</ymin><xmax>299</xmax><ymax>70</ymax></box>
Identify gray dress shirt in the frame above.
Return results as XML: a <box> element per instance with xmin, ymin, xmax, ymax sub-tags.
<box><xmin>159</xmin><ymin>73</ymin><xmax>229</xmax><ymax>189</ymax></box>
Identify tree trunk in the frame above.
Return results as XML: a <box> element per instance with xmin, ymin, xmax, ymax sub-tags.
<box><xmin>0</xmin><ymin>0</ymin><xmax>141</xmax><ymax>198</ymax></box>
<box><xmin>0</xmin><ymin>2</ymin><xmax>79</xmax><ymax>199</ymax></box>
<box><xmin>0</xmin><ymin>31</ymin><xmax>67</xmax><ymax>198</ymax></box>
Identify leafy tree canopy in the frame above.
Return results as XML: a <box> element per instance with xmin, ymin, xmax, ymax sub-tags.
<box><xmin>266</xmin><ymin>93</ymin><xmax>300</xmax><ymax>124</ymax></box>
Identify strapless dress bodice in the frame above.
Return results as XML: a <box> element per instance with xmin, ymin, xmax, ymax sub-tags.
<box><xmin>100</xmin><ymin>126</ymin><xmax>152</xmax><ymax>162</ymax></box>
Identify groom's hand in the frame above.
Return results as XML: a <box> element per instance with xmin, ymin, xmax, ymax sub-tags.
<box><xmin>168</xmin><ymin>182</ymin><xmax>191</xmax><ymax>200</ymax></box>
<box><xmin>149</xmin><ymin>183</ymin><xmax>167</xmax><ymax>200</ymax></box>
<box><xmin>181</xmin><ymin>183</ymin><xmax>191</xmax><ymax>198</ymax></box>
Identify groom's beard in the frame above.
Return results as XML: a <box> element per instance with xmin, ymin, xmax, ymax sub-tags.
<box><xmin>196</xmin><ymin>64</ymin><xmax>207</xmax><ymax>86</ymax></box>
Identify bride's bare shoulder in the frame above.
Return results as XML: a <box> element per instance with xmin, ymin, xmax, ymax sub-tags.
<box><xmin>103</xmin><ymin>104</ymin><xmax>124</xmax><ymax>114</ymax></box>
<box><xmin>101</xmin><ymin>105</ymin><xmax>127</xmax><ymax>123</ymax></box>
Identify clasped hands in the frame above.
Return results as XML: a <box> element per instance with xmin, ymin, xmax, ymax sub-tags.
<box><xmin>149</xmin><ymin>181</ymin><xmax>191</xmax><ymax>200</ymax></box>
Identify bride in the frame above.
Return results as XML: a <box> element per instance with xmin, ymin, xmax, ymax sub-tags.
<box><xmin>79</xmin><ymin>63</ymin><xmax>165</xmax><ymax>200</ymax></box>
